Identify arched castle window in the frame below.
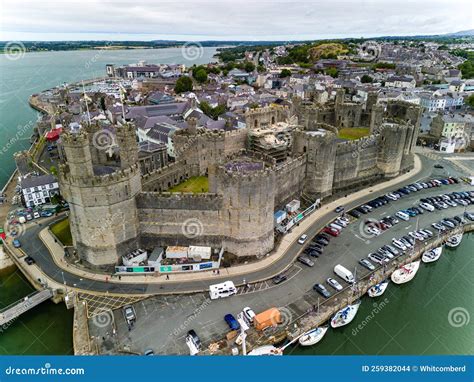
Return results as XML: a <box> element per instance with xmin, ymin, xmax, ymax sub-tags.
<box><xmin>254</xmin><ymin>120</ymin><xmax>258</xmax><ymax>128</ymax></box>
<box><xmin>271</xmin><ymin>116</ymin><xmax>275</xmax><ymax>124</ymax></box>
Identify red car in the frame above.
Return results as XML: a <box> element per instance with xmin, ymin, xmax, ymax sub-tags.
<box><xmin>379</xmin><ymin>222</ymin><xmax>389</xmax><ymax>231</ymax></box>
<box><xmin>323</xmin><ymin>226</ymin><xmax>340</xmax><ymax>237</ymax></box>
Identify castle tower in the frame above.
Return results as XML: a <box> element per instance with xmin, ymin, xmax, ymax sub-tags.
<box><xmin>377</xmin><ymin>122</ymin><xmax>408</xmax><ymax>178</ymax></box>
<box><xmin>59</xmin><ymin>128</ymin><xmax>142</xmax><ymax>268</ymax></box>
<box><xmin>14</xmin><ymin>151</ymin><xmax>31</xmax><ymax>176</ymax></box>
<box><xmin>116</xmin><ymin>122</ymin><xmax>139</xmax><ymax>169</ymax></box>
<box><xmin>335</xmin><ymin>88</ymin><xmax>345</xmax><ymax>106</ymax></box>
<box><xmin>60</xmin><ymin>130</ymin><xmax>94</xmax><ymax>178</ymax></box>
<box><xmin>294</xmin><ymin>129</ymin><xmax>337</xmax><ymax>198</ymax></box>
<box><xmin>366</xmin><ymin>92</ymin><xmax>378</xmax><ymax>113</ymax></box>
<box><xmin>215</xmin><ymin>158</ymin><xmax>275</xmax><ymax>257</ymax></box>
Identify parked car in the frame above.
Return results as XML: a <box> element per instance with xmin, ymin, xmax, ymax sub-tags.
<box><xmin>187</xmin><ymin>329</ymin><xmax>202</xmax><ymax>351</ymax></box>
<box><xmin>297</xmin><ymin>256</ymin><xmax>314</xmax><ymax>267</ymax></box>
<box><xmin>323</xmin><ymin>226</ymin><xmax>340</xmax><ymax>237</ymax></box>
<box><xmin>326</xmin><ymin>277</ymin><xmax>343</xmax><ymax>291</ymax></box>
<box><xmin>334</xmin><ymin>206</ymin><xmax>344</xmax><ymax>213</ymax></box>
<box><xmin>143</xmin><ymin>349</ymin><xmax>154</xmax><ymax>356</ymax></box>
<box><xmin>12</xmin><ymin>239</ymin><xmax>21</xmax><ymax>248</ymax></box>
<box><xmin>242</xmin><ymin>307</ymin><xmax>256</xmax><ymax>323</ymax></box>
<box><xmin>272</xmin><ymin>274</ymin><xmax>288</xmax><ymax>284</ymax></box>
<box><xmin>348</xmin><ymin>210</ymin><xmax>361</xmax><ymax>218</ymax></box>
<box><xmin>298</xmin><ymin>234</ymin><xmax>308</xmax><ymax>245</ymax></box>
<box><xmin>122</xmin><ymin>305</ymin><xmax>136</xmax><ymax>325</ymax></box>
<box><xmin>24</xmin><ymin>256</ymin><xmax>35</xmax><ymax>265</ymax></box>
<box><xmin>40</xmin><ymin>210</ymin><xmax>54</xmax><ymax>218</ymax></box>
<box><xmin>313</xmin><ymin>283</ymin><xmax>331</xmax><ymax>298</ymax></box>
<box><xmin>434</xmin><ymin>164</ymin><xmax>444</xmax><ymax>169</ymax></box>
<box><xmin>224</xmin><ymin>314</ymin><xmax>240</xmax><ymax>331</ymax></box>
<box><xmin>359</xmin><ymin>258</ymin><xmax>375</xmax><ymax>270</ymax></box>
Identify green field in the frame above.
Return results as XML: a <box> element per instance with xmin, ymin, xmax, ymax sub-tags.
<box><xmin>338</xmin><ymin>127</ymin><xmax>370</xmax><ymax>140</ymax></box>
<box><xmin>169</xmin><ymin>176</ymin><xmax>209</xmax><ymax>193</ymax></box>
<box><xmin>50</xmin><ymin>219</ymin><xmax>73</xmax><ymax>246</ymax></box>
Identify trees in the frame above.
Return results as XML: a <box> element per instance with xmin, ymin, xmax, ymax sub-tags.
<box><xmin>244</xmin><ymin>61</ymin><xmax>255</xmax><ymax>73</ymax></box>
<box><xmin>200</xmin><ymin>101</ymin><xmax>226</xmax><ymax>120</ymax></box>
<box><xmin>361</xmin><ymin>74</ymin><xmax>373</xmax><ymax>83</ymax></box>
<box><xmin>325</xmin><ymin>67</ymin><xmax>339</xmax><ymax>78</ymax></box>
<box><xmin>194</xmin><ymin>68</ymin><xmax>208</xmax><ymax>83</ymax></box>
<box><xmin>466</xmin><ymin>94</ymin><xmax>474</xmax><ymax>108</ymax></box>
<box><xmin>279</xmin><ymin>69</ymin><xmax>292</xmax><ymax>78</ymax></box>
<box><xmin>174</xmin><ymin>76</ymin><xmax>193</xmax><ymax>93</ymax></box>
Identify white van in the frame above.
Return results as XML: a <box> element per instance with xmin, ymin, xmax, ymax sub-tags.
<box><xmin>395</xmin><ymin>211</ymin><xmax>409</xmax><ymax>221</ymax></box>
<box><xmin>209</xmin><ymin>281</ymin><xmax>237</xmax><ymax>300</ymax></box>
<box><xmin>333</xmin><ymin>264</ymin><xmax>355</xmax><ymax>283</ymax></box>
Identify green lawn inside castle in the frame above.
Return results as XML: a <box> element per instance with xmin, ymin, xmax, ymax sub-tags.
<box><xmin>337</xmin><ymin>127</ymin><xmax>370</xmax><ymax>140</ymax></box>
<box><xmin>168</xmin><ymin>176</ymin><xmax>209</xmax><ymax>193</ymax></box>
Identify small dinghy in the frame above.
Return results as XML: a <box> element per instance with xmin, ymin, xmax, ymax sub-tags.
<box><xmin>298</xmin><ymin>326</ymin><xmax>329</xmax><ymax>346</ymax></box>
<box><xmin>367</xmin><ymin>280</ymin><xmax>389</xmax><ymax>297</ymax></box>
<box><xmin>248</xmin><ymin>345</ymin><xmax>283</xmax><ymax>356</ymax></box>
<box><xmin>331</xmin><ymin>301</ymin><xmax>361</xmax><ymax>328</ymax></box>
<box><xmin>391</xmin><ymin>261</ymin><xmax>420</xmax><ymax>284</ymax></box>
<box><xmin>422</xmin><ymin>247</ymin><xmax>442</xmax><ymax>263</ymax></box>
<box><xmin>445</xmin><ymin>233</ymin><xmax>463</xmax><ymax>248</ymax></box>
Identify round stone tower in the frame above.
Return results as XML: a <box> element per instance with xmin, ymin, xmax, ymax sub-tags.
<box><xmin>59</xmin><ymin>127</ymin><xmax>142</xmax><ymax>268</ymax></box>
<box><xmin>293</xmin><ymin>129</ymin><xmax>337</xmax><ymax>199</ymax></box>
<box><xmin>213</xmin><ymin>155</ymin><xmax>275</xmax><ymax>257</ymax></box>
<box><xmin>376</xmin><ymin>121</ymin><xmax>408</xmax><ymax>178</ymax></box>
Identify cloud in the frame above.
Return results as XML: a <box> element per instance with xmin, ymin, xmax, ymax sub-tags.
<box><xmin>1</xmin><ymin>0</ymin><xmax>472</xmax><ymax>41</ymax></box>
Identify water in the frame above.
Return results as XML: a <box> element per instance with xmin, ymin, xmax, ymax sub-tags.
<box><xmin>0</xmin><ymin>47</ymin><xmax>219</xmax><ymax>189</ymax></box>
<box><xmin>290</xmin><ymin>234</ymin><xmax>474</xmax><ymax>355</ymax></box>
<box><xmin>0</xmin><ymin>265</ymin><xmax>74</xmax><ymax>354</ymax></box>
<box><xmin>0</xmin><ymin>47</ymin><xmax>218</xmax><ymax>355</ymax></box>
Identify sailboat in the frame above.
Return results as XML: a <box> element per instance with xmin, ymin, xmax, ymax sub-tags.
<box><xmin>445</xmin><ymin>233</ymin><xmax>463</xmax><ymax>248</ymax></box>
<box><xmin>330</xmin><ymin>301</ymin><xmax>361</xmax><ymax>328</ymax></box>
<box><xmin>391</xmin><ymin>261</ymin><xmax>420</xmax><ymax>284</ymax></box>
<box><xmin>422</xmin><ymin>247</ymin><xmax>443</xmax><ymax>263</ymax></box>
<box><xmin>298</xmin><ymin>326</ymin><xmax>329</xmax><ymax>346</ymax></box>
<box><xmin>367</xmin><ymin>279</ymin><xmax>389</xmax><ymax>297</ymax></box>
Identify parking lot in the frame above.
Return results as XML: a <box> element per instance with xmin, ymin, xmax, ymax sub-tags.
<box><xmin>100</xmin><ymin>169</ymin><xmax>473</xmax><ymax>355</ymax></box>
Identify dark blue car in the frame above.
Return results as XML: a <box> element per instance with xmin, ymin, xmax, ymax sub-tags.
<box><xmin>224</xmin><ymin>314</ymin><xmax>240</xmax><ymax>331</ymax></box>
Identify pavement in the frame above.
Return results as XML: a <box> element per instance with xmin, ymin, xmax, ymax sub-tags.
<box><xmin>94</xmin><ymin>155</ymin><xmax>473</xmax><ymax>355</ymax></box>
<box><xmin>12</xmin><ymin>153</ymin><xmax>428</xmax><ymax>296</ymax></box>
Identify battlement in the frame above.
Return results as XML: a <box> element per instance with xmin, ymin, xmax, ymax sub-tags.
<box><xmin>136</xmin><ymin>191</ymin><xmax>223</xmax><ymax>210</ymax></box>
<box><xmin>60</xmin><ymin>162</ymin><xmax>140</xmax><ymax>187</ymax></box>
<box><xmin>141</xmin><ymin>160</ymin><xmax>186</xmax><ymax>182</ymax></box>
<box><xmin>61</xmin><ymin>130</ymin><xmax>90</xmax><ymax>145</ymax></box>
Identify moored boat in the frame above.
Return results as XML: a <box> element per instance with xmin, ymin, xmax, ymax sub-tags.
<box><xmin>248</xmin><ymin>345</ymin><xmax>283</xmax><ymax>356</ymax></box>
<box><xmin>330</xmin><ymin>301</ymin><xmax>361</xmax><ymax>328</ymax></box>
<box><xmin>445</xmin><ymin>233</ymin><xmax>463</xmax><ymax>248</ymax></box>
<box><xmin>298</xmin><ymin>326</ymin><xmax>329</xmax><ymax>346</ymax></box>
<box><xmin>391</xmin><ymin>261</ymin><xmax>420</xmax><ymax>284</ymax></box>
<box><xmin>422</xmin><ymin>246</ymin><xmax>442</xmax><ymax>263</ymax></box>
<box><xmin>367</xmin><ymin>280</ymin><xmax>389</xmax><ymax>297</ymax></box>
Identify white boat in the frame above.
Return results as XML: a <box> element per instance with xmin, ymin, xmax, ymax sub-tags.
<box><xmin>298</xmin><ymin>326</ymin><xmax>329</xmax><ymax>346</ymax></box>
<box><xmin>367</xmin><ymin>280</ymin><xmax>389</xmax><ymax>297</ymax></box>
<box><xmin>422</xmin><ymin>247</ymin><xmax>443</xmax><ymax>263</ymax></box>
<box><xmin>331</xmin><ymin>301</ymin><xmax>361</xmax><ymax>328</ymax></box>
<box><xmin>445</xmin><ymin>233</ymin><xmax>463</xmax><ymax>248</ymax></box>
<box><xmin>248</xmin><ymin>345</ymin><xmax>283</xmax><ymax>356</ymax></box>
<box><xmin>391</xmin><ymin>261</ymin><xmax>420</xmax><ymax>284</ymax></box>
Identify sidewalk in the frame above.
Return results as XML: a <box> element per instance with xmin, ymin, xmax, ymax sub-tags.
<box><xmin>38</xmin><ymin>154</ymin><xmax>423</xmax><ymax>286</ymax></box>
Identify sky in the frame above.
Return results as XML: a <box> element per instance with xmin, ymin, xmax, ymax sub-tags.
<box><xmin>1</xmin><ymin>0</ymin><xmax>473</xmax><ymax>41</ymax></box>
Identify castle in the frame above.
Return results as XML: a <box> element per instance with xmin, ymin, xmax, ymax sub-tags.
<box><xmin>56</xmin><ymin>90</ymin><xmax>421</xmax><ymax>268</ymax></box>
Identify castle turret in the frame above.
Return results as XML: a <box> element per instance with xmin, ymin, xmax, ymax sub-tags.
<box><xmin>59</xmin><ymin>127</ymin><xmax>142</xmax><ymax>268</ymax></box>
<box><xmin>377</xmin><ymin>122</ymin><xmax>408</xmax><ymax>178</ymax></box>
<box><xmin>116</xmin><ymin>122</ymin><xmax>139</xmax><ymax>169</ymax></box>
<box><xmin>294</xmin><ymin>129</ymin><xmax>337</xmax><ymax>198</ymax></box>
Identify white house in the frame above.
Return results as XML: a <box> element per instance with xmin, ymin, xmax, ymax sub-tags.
<box><xmin>20</xmin><ymin>174</ymin><xmax>59</xmax><ymax>208</ymax></box>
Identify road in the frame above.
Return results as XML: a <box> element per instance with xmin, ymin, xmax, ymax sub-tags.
<box><xmin>18</xmin><ymin>153</ymin><xmax>472</xmax><ymax>296</ymax></box>
<box><xmin>86</xmin><ymin>153</ymin><xmax>473</xmax><ymax>355</ymax></box>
